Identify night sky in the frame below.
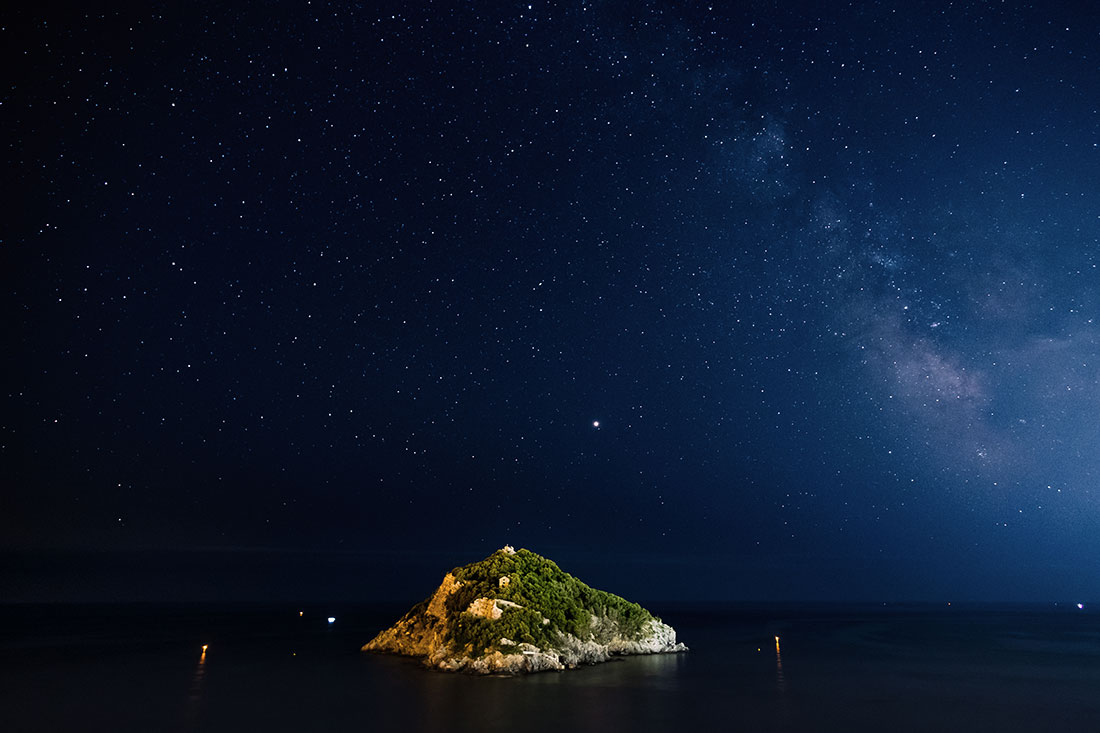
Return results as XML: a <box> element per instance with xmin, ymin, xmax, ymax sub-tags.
<box><xmin>4</xmin><ymin>1</ymin><xmax>1099</xmax><ymax>604</ymax></box>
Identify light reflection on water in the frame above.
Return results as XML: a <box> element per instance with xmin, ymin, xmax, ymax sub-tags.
<box><xmin>189</xmin><ymin>649</ymin><xmax>206</xmax><ymax>701</ymax></box>
<box><xmin>411</xmin><ymin>651</ymin><xmax>692</xmax><ymax>733</ymax></box>
<box><xmin>775</xmin><ymin>635</ymin><xmax>786</xmax><ymax>693</ymax></box>
<box><xmin>185</xmin><ymin>646</ymin><xmax>207</xmax><ymax>726</ymax></box>
<box><xmin>7</xmin><ymin>608</ymin><xmax>1100</xmax><ymax>733</ymax></box>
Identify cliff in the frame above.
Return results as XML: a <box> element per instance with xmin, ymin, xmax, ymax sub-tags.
<box><xmin>362</xmin><ymin>546</ymin><xmax>687</xmax><ymax>674</ymax></box>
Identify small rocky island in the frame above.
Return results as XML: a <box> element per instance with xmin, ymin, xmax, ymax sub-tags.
<box><xmin>363</xmin><ymin>546</ymin><xmax>687</xmax><ymax>674</ymax></box>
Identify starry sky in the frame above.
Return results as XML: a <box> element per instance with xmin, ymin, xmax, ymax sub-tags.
<box><xmin>4</xmin><ymin>1</ymin><xmax>1100</xmax><ymax>604</ymax></box>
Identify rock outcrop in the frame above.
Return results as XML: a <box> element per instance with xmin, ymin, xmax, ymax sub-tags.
<box><xmin>363</xmin><ymin>546</ymin><xmax>687</xmax><ymax>674</ymax></box>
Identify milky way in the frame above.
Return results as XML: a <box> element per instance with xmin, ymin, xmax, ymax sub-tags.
<box><xmin>4</xmin><ymin>2</ymin><xmax>1098</xmax><ymax>602</ymax></box>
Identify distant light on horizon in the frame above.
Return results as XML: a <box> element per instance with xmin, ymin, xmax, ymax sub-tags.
<box><xmin>592</xmin><ymin>421</ymin><xmax>599</xmax><ymax>428</ymax></box>
<box><xmin>327</xmin><ymin>616</ymin><xmax>336</xmax><ymax>623</ymax></box>
<box><xmin>1077</xmin><ymin>603</ymin><xmax>1084</xmax><ymax>610</ymax></box>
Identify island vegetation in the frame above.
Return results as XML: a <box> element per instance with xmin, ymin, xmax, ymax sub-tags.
<box><xmin>445</xmin><ymin>547</ymin><xmax>654</xmax><ymax>656</ymax></box>
<box><xmin>362</xmin><ymin>546</ymin><xmax>686</xmax><ymax>674</ymax></box>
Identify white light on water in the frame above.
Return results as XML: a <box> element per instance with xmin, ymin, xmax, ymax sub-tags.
<box><xmin>1077</xmin><ymin>603</ymin><xmax>1084</xmax><ymax>610</ymax></box>
<box><xmin>328</xmin><ymin>617</ymin><xmax>336</xmax><ymax>623</ymax></box>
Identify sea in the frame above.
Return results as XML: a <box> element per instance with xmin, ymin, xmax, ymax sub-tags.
<box><xmin>1</xmin><ymin>603</ymin><xmax>1097</xmax><ymax>732</ymax></box>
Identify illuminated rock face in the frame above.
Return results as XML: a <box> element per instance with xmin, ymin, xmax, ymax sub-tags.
<box><xmin>362</xmin><ymin>547</ymin><xmax>687</xmax><ymax>675</ymax></box>
<box><xmin>466</xmin><ymin>597</ymin><xmax>522</xmax><ymax>620</ymax></box>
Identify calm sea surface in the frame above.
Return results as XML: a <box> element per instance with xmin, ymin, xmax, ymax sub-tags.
<box><xmin>2</xmin><ymin>603</ymin><xmax>1098</xmax><ymax>732</ymax></box>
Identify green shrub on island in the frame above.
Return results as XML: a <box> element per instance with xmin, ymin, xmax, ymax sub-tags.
<box><xmin>443</xmin><ymin>548</ymin><xmax>654</xmax><ymax>657</ymax></box>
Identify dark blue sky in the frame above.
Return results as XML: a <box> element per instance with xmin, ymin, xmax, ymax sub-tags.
<box><xmin>4</xmin><ymin>1</ymin><xmax>1099</xmax><ymax>603</ymax></box>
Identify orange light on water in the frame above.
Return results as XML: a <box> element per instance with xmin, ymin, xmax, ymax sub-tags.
<box><xmin>774</xmin><ymin>635</ymin><xmax>786</xmax><ymax>693</ymax></box>
<box><xmin>299</xmin><ymin>611</ymin><xmax>304</xmax><ymax>617</ymax></box>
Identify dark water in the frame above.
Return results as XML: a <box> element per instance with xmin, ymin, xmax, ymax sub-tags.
<box><xmin>2</xmin><ymin>603</ymin><xmax>1098</xmax><ymax>732</ymax></box>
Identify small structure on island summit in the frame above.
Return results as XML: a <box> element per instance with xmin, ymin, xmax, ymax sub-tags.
<box><xmin>363</xmin><ymin>546</ymin><xmax>687</xmax><ymax>674</ymax></box>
